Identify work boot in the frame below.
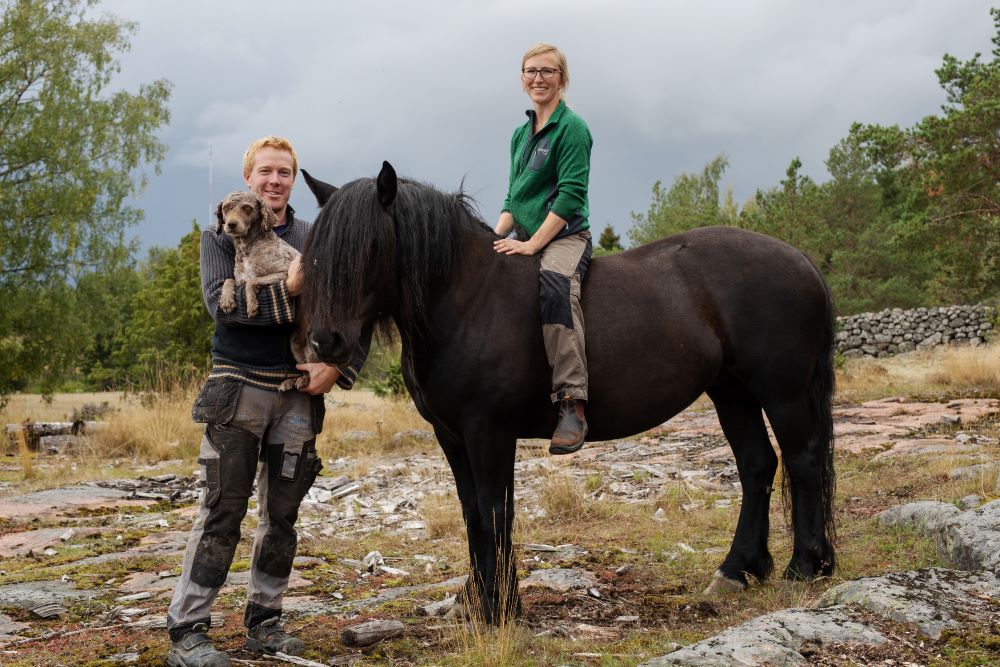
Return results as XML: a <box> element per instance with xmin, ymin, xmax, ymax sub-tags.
<box><xmin>167</xmin><ymin>623</ymin><xmax>231</xmax><ymax>667</ymax></box>
<box><xmin>245</xmin><ymin>617</ymin><xmax>305</xmax><ymax>656</ymax></box>
<box><xmin>550</xmin><ymin>399</ymin><xmax>587</xmax><ymax>455</ymax></box>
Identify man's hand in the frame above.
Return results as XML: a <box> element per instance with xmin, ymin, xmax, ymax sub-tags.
<box><xmin>296</xmin><ymin>362</ymin><xmax>341</xmax><ymax>394</ymax></box>
<box><xmin>287</xmin><ymin>255</ymin><xmax>304</xmax><ymax>296</ymax></box>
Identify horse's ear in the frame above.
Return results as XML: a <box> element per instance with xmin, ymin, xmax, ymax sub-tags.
<box><xmin>214</xmin><ymin>201</ymin><xmax>224</xmax><ymax>234</ymax></box>
<box><xmin>376</xmin><ymin>161</ymin><xmax>397</xmax><ymax>209</ymax></box>
<box><xmin>301</xmin><ymin>169</ymin><xmax>338</xmax><ymax>207</ymax></box>
<box><xmin>258</xmin><ymin>196</ymin><xmax>277</xmax><ymax>232</ymax></box>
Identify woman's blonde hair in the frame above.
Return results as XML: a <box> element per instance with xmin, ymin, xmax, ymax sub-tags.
<box><xmin>521</xmin><ymin>42</ymin><xmax>569</xmax><ymax>98</ymax></box>
<box><xmin>242</xmin><ymin>135</ymin><xmax>299</xmax><ymax>179</ymax></box>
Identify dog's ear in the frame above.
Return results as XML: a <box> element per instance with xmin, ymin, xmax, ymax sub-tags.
<box><xmin>258</xmin><ymin>196</ymin><xmax>278</xmax><ymax>232</ymax></box>
<box><xmin>214</xmin><ymin>201</ymin><xmax>225</xmax><ymax>234</ymax></box>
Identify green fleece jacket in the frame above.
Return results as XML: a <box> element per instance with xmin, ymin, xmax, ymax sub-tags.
<box><xmin>501</xmin><ymin>100</ymin><xmax>592</xmax><ymax>238</ymax></box>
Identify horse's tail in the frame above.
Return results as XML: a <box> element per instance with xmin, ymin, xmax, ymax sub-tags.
<box><xmin>806</xmin><ymin>274</ymin><xmax>837</xmax><ymax>548</ymax></box>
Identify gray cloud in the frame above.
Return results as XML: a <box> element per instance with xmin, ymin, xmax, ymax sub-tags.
<box><xmin>97</xmin><ymin>0</ymin><xmax>995</xmax><ymax>251</ymax></box>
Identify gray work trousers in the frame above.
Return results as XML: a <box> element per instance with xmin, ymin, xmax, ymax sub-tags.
<box><xmin>539</xmin><ymin>230</ymin><xmax>592</xmax><ymax>402</ymax></box>
<box><xmin>167</xmin><ymin>381</ymin><xmax>323</xmax><ymax>638</ymax></box>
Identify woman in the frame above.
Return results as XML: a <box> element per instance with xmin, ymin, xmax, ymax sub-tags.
<box><xmin>494</xmin><ymin>43</ymin><xmax>593</xmax><ymax>455</ymax></box>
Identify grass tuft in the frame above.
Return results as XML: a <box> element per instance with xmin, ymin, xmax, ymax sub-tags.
<box><xmin>421</xmin><ymin>491</ymin><xmax>464</xmax><ymax>540</ymax></box>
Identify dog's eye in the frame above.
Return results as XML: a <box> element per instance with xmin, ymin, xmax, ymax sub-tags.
<box><xmin>242</xmin><ymin>204</ymin><xmax>254</xmax><ymax>213</ymax></box>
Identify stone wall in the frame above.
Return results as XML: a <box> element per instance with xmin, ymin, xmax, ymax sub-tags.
<box><xmin>835</xmin><ymin>304</ymin><xmax>995</xmax><ymax>358</ymax></box>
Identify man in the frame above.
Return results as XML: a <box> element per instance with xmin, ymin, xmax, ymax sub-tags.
<box><xmin>166</xmin><ymin>136</ymin><xmax>367</xmax><ymax>667</ymax></box>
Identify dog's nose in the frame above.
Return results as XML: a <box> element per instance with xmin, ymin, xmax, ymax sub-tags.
<box><xmin>225</xmin><ymin>222</ymin><xmax>236</xmax><ymax>230</ymax></box>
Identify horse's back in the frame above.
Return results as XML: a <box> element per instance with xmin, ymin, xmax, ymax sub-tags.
<box><xmin>582</xmin><ymin>226</ymin><xmax>830</xmax><ymax>439</ymax></box>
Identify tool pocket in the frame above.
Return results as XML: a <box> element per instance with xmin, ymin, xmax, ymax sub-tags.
<box><xmin>191</xmin><ymin>378</ymin><xmax>243</xmax><ymax>425</ymax></box>
<box><xmin>197</xmin><ymin>456</ymin><xmax>222</xmax><ymax>508</ymax></box>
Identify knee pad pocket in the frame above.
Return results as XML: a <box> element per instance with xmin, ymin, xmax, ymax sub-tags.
<box><xmin>539</xmin><ymin>270</ymin><xmax>573</xmax><ymax>328</ymax></box>
<box><xmin>191</xmin><ymin>498</ymin><xmax>248</xmax><ymax>588</ymax></box>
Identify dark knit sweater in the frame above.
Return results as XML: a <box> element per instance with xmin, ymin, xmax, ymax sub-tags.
<box><xmin>200</xmin><ymin>206</ymin><xmax>367</xmax><ymax>390</ymax></box>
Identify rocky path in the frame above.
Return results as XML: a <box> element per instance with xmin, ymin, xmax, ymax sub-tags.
<box><xmin>0</xmin><ymin>396</ymin><xmax>997</xmax><ymax>665</ymax></box>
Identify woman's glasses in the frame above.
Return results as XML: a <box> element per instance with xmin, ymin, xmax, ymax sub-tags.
<box><xmin>521</xmin><ymin>67</ymin><xmax>561</xmax><ymax>80</ymax></box>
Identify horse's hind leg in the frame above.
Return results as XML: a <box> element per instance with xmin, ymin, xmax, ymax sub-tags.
<box><xmin>706</xmin><ymin>382</ymin><xmax>777</xmax><ymax>592</ymax></box>
<box><xmin>765</xmin><ymin>398</ymin><xmax>835</xmax><ymax>580</ymax></box>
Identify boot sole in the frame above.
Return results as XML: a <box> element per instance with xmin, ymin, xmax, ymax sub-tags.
<box><xmin>245</xmin><ymin>636</ymin><xmax>305</xmax><ymax>656</ymax></box>
<box><xmin>549</xmin><ymin>425</ymin><xmax>588</xmax><ymax>455</ymax></box>
<box><xmin>549</xmin><ymin>440</ymin><xmax>585</xmax><ymax>455</ymax></box>
<box><xmin>244</xmin><ymin>637</ymin><xmax>273</xmax><ymax>655</ymax></box>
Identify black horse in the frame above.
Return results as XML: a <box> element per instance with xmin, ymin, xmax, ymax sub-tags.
<box><xmin>300</xmin><ymin>162</ymin><xmax>836</xmax><ymax>623</ymax></box>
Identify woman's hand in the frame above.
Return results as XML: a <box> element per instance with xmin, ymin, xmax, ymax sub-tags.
<box><xmin>493</xmin><ymin>238</ymin><xmax>539</xmax><ymax>256</ymax></box>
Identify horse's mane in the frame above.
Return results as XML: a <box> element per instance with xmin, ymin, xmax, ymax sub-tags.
<box><xmin>305</xmin><ymin>176</ymin><xmax>494</xmax><ymax>344</ymax></box>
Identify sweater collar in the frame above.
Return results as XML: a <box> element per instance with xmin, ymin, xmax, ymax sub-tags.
<box><xmin>525</xmin><ymin>99</ymin><xmax>567</xmax><ymax>132</ymax></box>
<box><xmin>273</xmin><ymin>203</ymin><xmax>296</xmax><ymax>237</ymax></box>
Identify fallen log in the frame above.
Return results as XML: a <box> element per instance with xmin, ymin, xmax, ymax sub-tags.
<box><xmin>5</xmin><ymin>421</ymin><xmax>104</xmax><ymax>452</ymax></box>
<box><xmin>342</xmin><ymin>619</ymin><xmax>405</xmax><ymax>647</ymax></box>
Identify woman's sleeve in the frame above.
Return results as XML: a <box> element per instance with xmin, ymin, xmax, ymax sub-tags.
<box><xmin>549</xmin><ymin>121</ymin><xmax>592</xmax><ymax>222</ymax></box>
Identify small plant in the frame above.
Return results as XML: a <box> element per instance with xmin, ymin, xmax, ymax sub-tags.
<box><xmin>371</xmin><ymin>360</ymin><xmax>407</xmax><ymax>399</ymax></box>
<box><xmin>585</xmin><ymin>472</ymin><xmax>602</xmax><ymax>493</ymax></box>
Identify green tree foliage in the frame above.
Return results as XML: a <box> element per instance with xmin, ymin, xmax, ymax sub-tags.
<box><xmin>593</xmin><ymin>224</ymin><xmax>623</xmax><ymax>257</ymax></box>
<box><xmin>628</xmin><ymin>154</ymin><xmax>739</xmax><ymax>247</ymax></box>
<box><xmin>633</xmin><ymin>8</ymin><xmax>1000</xmax><ymax>315</ymax></box>
<box><xmin>848</xmin><ymin>8</ymin><xmax>1000</xmax><ymax>305</ymax></box>
<box><xmin>105</xmin><ymin>224</ymin><xmax>213</xmax><ymax>386</ymax></box>
<box><xmin>0</xmin><ymin>0</ymin><xmax>171</xmax><ymax>393</ymax></box>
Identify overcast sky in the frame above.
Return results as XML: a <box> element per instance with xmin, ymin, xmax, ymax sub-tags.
<box><xmin>98</xmin><ymin>0</ymin><xmax>996</xmax><ymax>253</ymax></box>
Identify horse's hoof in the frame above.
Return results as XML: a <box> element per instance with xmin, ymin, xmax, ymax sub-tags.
<box><xmin>703</xmin><ymin>569</ymin><xmax>747</xmax><ymax>594</ymax></box>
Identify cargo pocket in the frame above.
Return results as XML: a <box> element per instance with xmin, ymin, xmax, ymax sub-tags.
<box><xmin>191</xmin><ymin>378</ymin><xmax>243</xmax><ymax>424</ymax></box>
<box><xmin>198</xmin><ymin>456</ymin><xmax>221</xmax><ymax>507</ymax></box>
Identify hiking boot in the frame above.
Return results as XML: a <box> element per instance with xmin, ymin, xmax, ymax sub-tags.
<box><xmin>167</xmin><ymin>623</ymin><xmax>231</xmax><ymax>667</ymax></box>
<box><xmin>245</xmin><ymin>617</ymin><xmax>305</xmax><ymax>656</ymax></box>
<box><xmin>550</xmin><ymin>399</ymin><xmax>587</xmax><ymax>455</ymax></box>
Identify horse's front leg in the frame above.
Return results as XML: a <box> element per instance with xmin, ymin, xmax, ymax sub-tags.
<box><xmin>467</xmin><ymin>425</ymin><xmax>519</xmax><ymax>624</ymax></box>
<box><xmin>440</xmin><ymin>423</ymin><xmax>519</xmax><ymax>624</ymax></box>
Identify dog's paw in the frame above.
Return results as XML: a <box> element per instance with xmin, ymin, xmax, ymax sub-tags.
<box><xmin>295</xmin><ymin>373</ymin><xmax>312</xmax><ymax>391</ymax></box>
<box><xmin>220</xmin><ymin>281</ymin><xmax>236</xmax><ymax>313</ymax></box>
<box><xmin>278</xmin><ymin>378</ymin><xmax>297</xmax><ymax>392</ymax></box>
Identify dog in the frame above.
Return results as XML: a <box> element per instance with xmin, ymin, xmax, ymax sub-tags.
<box><xmin>214</xmin><ymin>191</ymin><xmax>318</xmax><ymax>391</ymax></box>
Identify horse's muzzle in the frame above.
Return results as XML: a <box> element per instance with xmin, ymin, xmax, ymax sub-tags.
<box><xmin>309</xmin><ymin>328</ymin><xmax>353</xmax><ymax>365</ymax></box>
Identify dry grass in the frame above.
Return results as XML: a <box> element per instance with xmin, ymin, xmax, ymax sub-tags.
<box><xmin>421</xmin><ymin>491</ymin><xmax>464</xmax><ymax>540</ymax></box>
<box><xmin>926</xmin><ymin>343</ymin><xmax>1000</xmax><ymax>392</ymax></box>
<box><xmin>537</xmin><ymin>471</ymin><xmax>592</xmax><ymax>522</ymax></box>
<box><xmin>837</xmin><ymin>341</ymin><xmax>1000</xmax><ymax>402</ymax></box>
<box><xmin>448</xmin><ymin>546</ymin><xmax>525</xmax><ymax>667</ymax></box>
<box><xmin>316</xmin><ymin>390</ymin><xmax>433</xmax><ymax>459</ymax></box>
<box><xmin>86</xmin><ymin>383</ymin><xmax>203</xmax><ymax>461</ymax></box>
